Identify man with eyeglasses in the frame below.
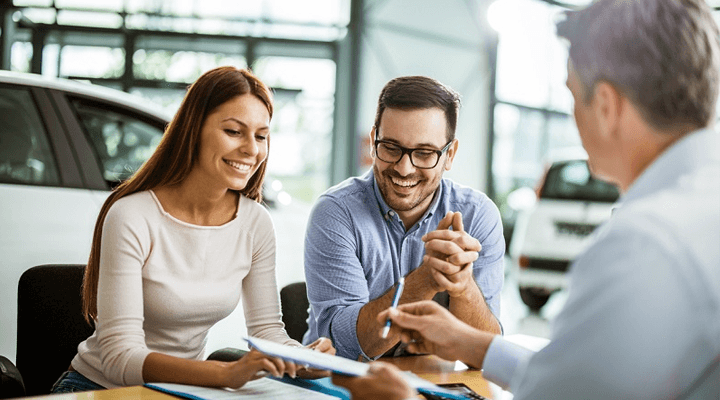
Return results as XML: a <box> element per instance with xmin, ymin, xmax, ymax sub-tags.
<box><xmin>302</xmin><ymin>76</ymin><xmax>504</xmax><ymax>361</ymax></box>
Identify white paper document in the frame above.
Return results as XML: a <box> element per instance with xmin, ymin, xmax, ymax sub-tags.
<box><xmin>245</xmin><ymin>336</ymin><xmax>468</xmax><ymax>399</ymax></box>
<box><xmin>246</xmin><ymin>336</ymin><xmax>370</xmax><ymax>376</ymax></box>
<box><xmin>147</xmin><ymin>379</ymin><xmax>339</xmax><ymax>399</ymax></box>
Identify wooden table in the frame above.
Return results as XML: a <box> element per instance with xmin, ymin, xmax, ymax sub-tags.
<box><xmin>384</xmin><ymin>354</ymin><xmax>494</xmax><ymax>398</ymax></box>
<box><xmin>18</xmin><ymin>355</ymin><xmax>496</xmax><ymax>399</ymax></box>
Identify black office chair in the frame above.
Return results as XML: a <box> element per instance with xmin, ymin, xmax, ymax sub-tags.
<box><xmin>15</xmin><ymin>264</ymin><xmax>94</xmax><ymax>396</ymax></box>
<box><xmin>280</xmin><ymin>282</ymin><xmax>310</xmax><ymax>343</ymax></box>
<box><xmin>0</xmin><ymin>356</ymin><xmax>25</xmax><ymax>399</ymax></box>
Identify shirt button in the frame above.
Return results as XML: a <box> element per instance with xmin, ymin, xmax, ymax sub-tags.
<box><xmin>389</xmin><ymin>211</ymin><xmax>395</xmax><ymax>217</ymax></box>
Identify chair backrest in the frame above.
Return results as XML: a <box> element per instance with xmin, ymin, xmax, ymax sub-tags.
<box><xmin>0</xmin><ymin>355</ymin><xmax>25</xmax><ymax>399</ymax></box>
<box><xmin>16</xmin><ymin>264</ymin><xmax>94</xmax><ymax>396</ymax></box>
<box><xmin>279</xmin><ymin>282</ymin><xmax>309</xmax><ymax>343</ymax></box>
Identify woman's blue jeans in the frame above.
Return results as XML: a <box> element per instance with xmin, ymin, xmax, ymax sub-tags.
<box><xmin>50</xmin><ymin>371</ymin><xmax>105</xmax><ymax>393</ymax></box>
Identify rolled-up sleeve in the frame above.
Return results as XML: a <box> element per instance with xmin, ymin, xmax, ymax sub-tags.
<box><xmin>465</xmin><ymin>195</ymin><xmax>505</xmax><ymax>322</ymax></box>
<box><xmin>304</xmin><ymin>196</ymin><xmax>371</xmax><ymax>360</ymax></box>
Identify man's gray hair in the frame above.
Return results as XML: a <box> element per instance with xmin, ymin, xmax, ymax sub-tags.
<box><xmin>557</xmin><ymin>0</ymin><xmax>720</xmax><ymax>130</ymax></box>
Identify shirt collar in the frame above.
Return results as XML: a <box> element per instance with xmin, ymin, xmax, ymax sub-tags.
<box><xmin>621</xmin><ymin>127</ymin><xmax>719</xmax><ymax>205</ymax></box>
<box><xmin>370</xmin><ymin>169</ymin><xmax>444</xmax><ymax>228</ymax></box>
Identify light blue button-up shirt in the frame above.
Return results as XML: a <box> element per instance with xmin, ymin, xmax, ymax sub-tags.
<box><xmin>303</xmin><ymin>169</ymin><xmax>505</xmax><ymax>360</ymax></box>
<box><xmin>483</xmin><ymin>128</ymin><xmax>720</xmax><ymax>399</ymax></box>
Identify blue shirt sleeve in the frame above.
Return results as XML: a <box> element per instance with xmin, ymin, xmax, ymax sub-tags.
<box><xmin>463</xmin><ymin>194</ymin><xmax>505</xmax><ymax>324</ymax></box>
<box><xmin>304</xmin><ymin>195</ymin><xmax>371</xmax><ymax>360</ymax></box>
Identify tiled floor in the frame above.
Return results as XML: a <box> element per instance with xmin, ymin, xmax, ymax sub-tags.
<box><xmin>206</xmin><ymin>200</ymin><xmax>569</xmax><ymax>352</ymax></box>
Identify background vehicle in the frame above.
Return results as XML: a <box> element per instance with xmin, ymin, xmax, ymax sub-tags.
<box><xmin>0</xmin><ymin>70</ymin><xmax>172</xmax><ymax>362</ymax></box>
<box><xmin>508</xmin><ymin>158</ymin><xmax>620</xmax><ymax>311</ymax></box>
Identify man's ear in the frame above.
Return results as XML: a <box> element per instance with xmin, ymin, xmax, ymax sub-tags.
<box><xmin>369</xmin><ymin>127</ymin><xmax>376</xmax><ymax>158</ymax></box>
<box><xmin>593</xmin><ymin>82</ymin><xmax>622</xmax><ymax>141</ymax></box>
<box><xmin>443</xmin><ymin>138</ymin><xmax>459</xmax><ymax>171</ymax></box>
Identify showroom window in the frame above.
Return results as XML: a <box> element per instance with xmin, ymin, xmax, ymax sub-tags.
<box><xmin>489</xmin><ymin>0</ymin><xmax>580</xmax><ymax>221</ymax></box>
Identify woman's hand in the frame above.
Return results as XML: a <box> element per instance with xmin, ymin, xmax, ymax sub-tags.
<box><xmin>296</xmin><ymin>337</ymin><xmax>336</xmax><ymax>379</ymax></box>
<box><xmin>221</xmin><ymin>348</ymin><xmax>291</xmax><ymax>388</ymax></box>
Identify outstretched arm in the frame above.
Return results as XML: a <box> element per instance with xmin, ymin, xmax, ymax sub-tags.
<box><xmin>378</xmin><ymin>300</ymin><xmax>495</xmax><ymax>368</ymax></box>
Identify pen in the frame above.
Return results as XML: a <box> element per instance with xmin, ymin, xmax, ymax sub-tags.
<box><xmin>381</xmin><ymin>276</ymin><xmax>405</xmax><ymax>339</ymax></box>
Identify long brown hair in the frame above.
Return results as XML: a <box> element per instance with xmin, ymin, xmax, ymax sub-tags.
<box><xmin>82</xmin><ymin>66</ymin><xmax>274</xmax><ymax>323</ymax></box>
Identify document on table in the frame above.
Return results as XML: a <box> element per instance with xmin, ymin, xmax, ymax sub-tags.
<box><xmin>146</xmin><ymin>378</ymin><xmax>340</xmax><ymax>399</ymax></box>
<box><xmin>246</xmin><ymin>336</ymin><xmax>369</xmax><ymax>376</ymax></box>
<box><xmin>246</xmin><ymin>337</ymin><xmax>469</xmax><ymax>400</ymax></box>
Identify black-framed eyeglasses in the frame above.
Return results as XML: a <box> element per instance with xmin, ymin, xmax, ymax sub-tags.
<box><xmin>374</xmin><ymin>138</ymin><xmax>453</xmax><ymax>169</ymax></box>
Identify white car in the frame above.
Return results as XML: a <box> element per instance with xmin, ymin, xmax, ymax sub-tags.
<box><xmin>509</xmin><ymin>158</ymin><xmax>620</xmax><ymax>311</ymax></box>
<box><xmin>0</xmin><ymin>70</ymin><xmax>172</xmax><ymax>362</ymax></box>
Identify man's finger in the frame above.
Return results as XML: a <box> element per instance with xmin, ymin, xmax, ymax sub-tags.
<box><xmin>406</xmin><ymin>341</ymin><xmax>434</xmax><ymax>355</ymax></box>
<box><xmin>436</xmin><ymin>211</ymin><xmax>454</xmax><ymax>230</ymax></box>
<box><xmin>431</xmin><ymin>268</ymin><xmax>471</xmax><ymax>297</ymax></box>
<box><xmin>451</xmin><ymin>211</ymin><xmax>464</xmax><ymax>232</ymax></box>
<box><xmin>395</xmin><ymin>299</ymin><xmax>445</xmax><ymax>315</ymax></box>
<box><xmin>445</xmin><ymin>251</ymin><xmax>479</xmax><ymax>267</ymax></box>
<box><xmin>422</xmin><ymin>229</ymin><xmax>462</xmax><ymax>242</ymax></box>
<box><xmin>385</xmin><ymin>307</ymin><xmax>437</xmax><ymax>332</ymax></box>
<box><xmin>431</xmin><ymin>267</ymin><xmax>453</xmax><ymax>289</ymax></box>
<box><xmin>424</xmin><ymin>255</ymin><xmax>463</xmax><ymax>275</ymax></box>
<box><xmin>452</xmin><ymin>235</ymin><xmax>482</xmax><ymax>252</ymax></box>
<box><xmin>425</xmin><ymin>238</ymin><xmax>464</xmax><ymax>256</ymax></box>
<box><xmin>423</xmin><ymin>230</ymin><xmax>481</xmax><ymax>253</ymax></box>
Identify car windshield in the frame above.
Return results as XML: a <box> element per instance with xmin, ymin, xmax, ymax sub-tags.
<box><xmin>540</xmin><ymin>160</ymin><xmax>620</xmax><ymax>203</ymax></box>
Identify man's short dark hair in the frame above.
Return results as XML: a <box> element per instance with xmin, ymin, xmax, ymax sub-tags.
<box><xmin>556</xmin><ymin>0</ymin><xmax>720</xmax><ymax>131</ymax></box>
<box><xmin>374</xmin><ymin>76</ymin><xmax>461</xmax><ymax>142</ymax></box>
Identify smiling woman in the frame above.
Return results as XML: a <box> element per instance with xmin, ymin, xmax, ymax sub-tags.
<box><xmin>49</xmin><ymin>66</ymin><xmax>335</xmax><ymax>393</ymax></box>
<box><xmin>176</xmin><ymin>93</ymin><xmax>271</xmax><ymax>223</ymax></box>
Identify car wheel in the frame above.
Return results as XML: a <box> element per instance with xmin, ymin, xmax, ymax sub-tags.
<box><xmin>519</xmin><ymin>287</ymin><xmax>551</xmax><ymax>312</ymax></box>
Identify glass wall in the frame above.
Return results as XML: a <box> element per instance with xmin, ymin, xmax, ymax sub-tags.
<box><xmin>488</xmin><ymin>0</ymin><xmax>580</xmax><ymax>227</ymax></box>
<box><xmin>7</xmin><ymin>0</ymin><xmax>348</xmax><ymax>204</ymax></box>
<box><xmin>253</xmin><ymin>56</ymin><xmax>336</xmax><ymax>203</ymax></box>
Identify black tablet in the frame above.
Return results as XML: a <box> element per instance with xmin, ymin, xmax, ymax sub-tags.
<box><xmin>422</xmin><ymin>382</ymin><xmax>489</xmax><ymax>400</ymax></box>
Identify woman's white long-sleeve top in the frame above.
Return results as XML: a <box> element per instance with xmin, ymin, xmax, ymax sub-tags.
<box><xmin>72</xmin><ymin>190</ymin><xmax>297</xmax><ymax>388</ymax></box>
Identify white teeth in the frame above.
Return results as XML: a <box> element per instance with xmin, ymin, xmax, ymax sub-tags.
<box><xmin>224</xmin><ymin>159</ymin><xmax>252</xmax><ymax>172</ymax></box>
<box><xmin>391</xmin><ymin>177</ymin><xmax>419</xmax><ymax>187</ymax></box>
